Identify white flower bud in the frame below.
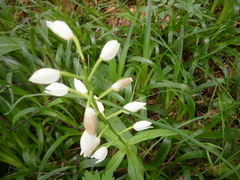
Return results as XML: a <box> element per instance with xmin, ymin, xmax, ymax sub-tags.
<box><xmin>29</xmin><ymin>68</ymin><xmax>60</xmax><ymax>84</ymax></box>
<box><xmin>94</xmin><ymin>96</ymin><xmax>105</xmax><ymax>113</ymax></box>
<box><xmin>111</xmin><ymin>77</ymin><xmax>133</xmax><ymax>91</ymax></box>
<box><xmin>44</xmin><ymin>82</ymin><xmax>68</xmax><ymax>96</ymax></box>
<box><xmin>100</xmin><ymin>40</ymin><xmax>120</xmax><ymax>61</ymax></box>
<box><xmin>91</xmin><ymin>147</ymin><xmax>108</xmax><ymax>164</ymax></box>
<box><xmin>83</xmin><ymin>107</ymin><xmax>98</xmax><ymax>135</ymax></box>
<box><xmin>46</xmin><ymin>20</ymin><xmax>74</xmax><ymax>41</ymax></box>
<box><xmin>80</xmin><ymin>130</ymin><xmax>100</xmax><ymax>157</ymax></box>
<box><xmin>74</xmin><ymin>78</ymin><xmax>88</xmax><ymax>94</ymax></box>
<box><xmin>133</xmin><ymin>120</ymin><xmax>153</xmax><ymax>131</ymax></box>
<box><xmin>123</xmin><ymin>102</ymin><xmax>146</xmax><ymax>114</ymax></box>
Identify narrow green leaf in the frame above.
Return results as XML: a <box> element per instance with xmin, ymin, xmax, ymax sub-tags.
<box><xmin>150</xmin><ymin>138</ymin><xmax>172</xmax><ymax>167</ymax></box>
<box><xmin>105</xmin><ymin>149</ymin><xmax>126</xmax><ymax>174</ymax></box>
<box><xmin>12</xmin><ymin>107</ymin><xmax>41</xmax><ymax>125</ymax></box>
<box><xmin>38</xmin><ymin>166</ymin><xmax>72</xmax><ymax>180</ymax></box>
<box><xmin>174</xmin><ymin>150</ymin><xmax>207</xmax><ymax>164</ymax></box>
<box><xmin>38</xmin><ymin>133</ymin><xmax>78</xmax><ymax>172</ymax></box>
<box><xmin>22</xmin><ymin>146</ymin><xmax>38</xmax><ymax>169</ymax></box>
<box><xmin>128</xmin><ymin>129</ymin><xmax>183</xmax><ymax>145</ymax></box>
<box><xmin>0</xmin><ymin>37</ymin><xmax>31</xmax><ymax>55</ymax></box>
<box><xmin>127</xmin><ymin>150</ymin><xmax>144</xmax><ymax>180</ymax></box>
<box><xmin>0</xmin><ymin>151</ymin><xmax>25</xmax><ymax>168</ymax></box>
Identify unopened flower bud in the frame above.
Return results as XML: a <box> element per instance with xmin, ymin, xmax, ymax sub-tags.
<box><xmin>46</xmin><ymin>20</ymin><xmax>74</xmax><ymax>41</ymax></box>
<box><xmin>80</xmin><ymin>130</ymin><xmax>100</xmax><ymax>157</ymax></box>
<box><xmin>111</xmin><ymin>77</ymin><xmax>133</xmax><ymax>91</ymax></box>
<box><xmin>133</xmin><ymin>120</ymin><xmax>153</xmax><ymax>131</ymax></box>
<box><xmin>94</xmin><ymin>96</ymin><xmax>105</xmax><ymax>113</ymax></box>
<box><xmin>91</xmin><ymin>147</ymin><xmax>108</xmax><ymax>163</ymax></box>
<box><xmin>123</xmin><ymin>102</ymin><xmax>146</xmax><ymax>114</ymax></box>
<box><xmin>100</xmin><ymin>40</ymin><xmax>120</xmax><ymax>61</ymax></box>
<box><xmin>44</xmin><ymin>82</ymin><xmax>68</xmax><ymax>96</ymax></box>
<box><xmin>83</xmin><ymin>107</ymin><xmax>98</xmax><ymax>135</ymax></box>
<box><xmin>74</xmin><ymin>78</ymin><xmax>88</xmax><ymax>94</ymax></box>
<box><xmin>29</xmin><ymin>68</ymin><xmax>60</xmax><ymax>84</ymax></box>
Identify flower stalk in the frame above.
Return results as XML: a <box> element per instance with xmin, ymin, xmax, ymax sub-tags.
<box><xmin>98</xmin><ymin>87</ymin><xmax>113</xmax><ymax>100</ymax></box>
<box><xmin>88</xmin><ymin>58</ymin><xmax>103</xmax><ymax>81</ymax></box>
<box><xmin>72</xmin><ymin>35</ymin><xmax>85</xmax><ymax>63</ymax></box>
<box><xmin>60</xmin><ymin>71</ymin><xmax>84</xmax><ymax>80</ymax></box>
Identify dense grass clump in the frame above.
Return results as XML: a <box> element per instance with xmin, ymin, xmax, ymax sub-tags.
<box><xmin>0</xmin><ymin>0</ymin><xmax>239</xmax><ymax>179</ymax></box>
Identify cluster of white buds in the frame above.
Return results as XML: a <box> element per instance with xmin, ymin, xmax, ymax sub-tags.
<box><xmin>29</xmin><ymin>20</ymin><xmax>153</xmax><ymax>164</ymax></box>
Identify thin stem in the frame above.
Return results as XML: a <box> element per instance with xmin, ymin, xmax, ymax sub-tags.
<box><xmin>60</xmin><ymin>71</ymin><xmax>84</xmax><ymax>79</ymax></box>
<box><xmin>72</xmin><ymin>35</ymin><xmax>85</xmax><ymax>63</ymax></box>
<box><xmin>118</xmin><ymin>126</ymin><xmax>133</xmax><ymax>135</ymax></box>
<box><xmin>99</xmin><ymin>113</ymin><xmax>127</xmax><ymax>146</ymax></box>
<box><xmin>72</xmin><ymin>36</ymin><xmax>90</xmax><ymax>97</ymax></box>
<box><xmin>68</xmin><ymin>88</ymin><xmax>88</xmax><ymax>99</ymax></box>
<box><xmin>88</xmin><ymin>58</ymin><xmax>103</xmax><ymax>81</ymax></box>
<box><xmin>98</xmin><ymin>125</ymin><xmax>109</xmax><ymax>138</ymax></box>
<box><xmin>106</xmin><ymin>110</ymin><xmax>123</xmax><ymax>120</ymax></box>
<box><xmin>105</xmin><ymin>138</ymin><xmax>118</xmax><ymax>148</ymax></box>
<box><xmin>86</xmin><ymin>91</ymin><xmax>93</xmax><ymax>108</ymax></box>
<box><xmin>98</xmin><ymin>87</ymin><xmax>113</xmax><ymax>100</ymax></box>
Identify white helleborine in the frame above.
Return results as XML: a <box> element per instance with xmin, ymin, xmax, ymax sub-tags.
<box><xmin>94</xmin><ymin>96</ymin><xmax>105</xmax><ymax>113</ymax></box>
<box><xmin>83</xmin><ymin>107</ymin><xmax>98</xmax><ymax>135</ymax></box>
<box><xmin>111</xmin><ymin>77</ymin><xmax>133</xmax><ymax>91</ymax></box>
<box><xmin>46</xmin><ymin>20</ymin><xmax>74</xmax><ymax>41</ymax></box>
<box><xmin>74</xmin><ymin>78</ymin><xmax>88</xmax><ymax>94</ymax></box>
<box><xmin>100</xmin><ymin>40</ymin><xmax>120</xmax><ymax>61</ymax></box>
<box><xmin>80</xmin><ymin>130</ymin><xmax>100</xmax><ymax>157</ymax></box>
<box><xmin>44</xmin><ymin>82</ymin><xmax>69</xmax><ymax>96</ymax></box>
<box><xmin>29</xmin><ymin>68</ymin><xmax>60</xmax><ymax>84</ymax></box>
<box><xmin>133</xmin><ymin>120</ymin><xmax>153</xmax><ymax>131</ymax></box>
<box><xmin>91</xmin><ymin>147</ymin><xmax>108</xmax><ymax>164</ymax></box>
<box><xmin>123</xmin><ymin>102</ymin><xmax>146</xmax><ymax>114</ymax></box>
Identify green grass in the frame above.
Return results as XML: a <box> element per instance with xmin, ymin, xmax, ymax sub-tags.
<box><xmin>0</xmin><ymin>0</ymin><xmax>239</xmax><ymax>179</ymax></box>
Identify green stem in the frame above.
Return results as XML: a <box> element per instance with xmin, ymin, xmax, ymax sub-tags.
<box><xmin>68</xmin><ymin>88</ymin><xmax>88</xmax><ymax>99</ymax></box>
<box><xmin>72</xmin><ymin>35</ymin><xmax>85</xmax><ymax>63</ymax></box>
<box><xmin>60</xmin><ymin>71</ymin><xmax>84</xmax><ymax>79</ymax></box>
<box><xmin>118</xmin><ymin>126</ymin><xmax>133</xmax><ymax>135</ymax></box>
<box><xmin>98</xmin><ymin>87</ymin><xmax>113</xmax><ymax>100</ymax></box>
<box><xmin>88</xmin><ymin>58</ymin><xmax>103</xmax><ymax>81</ymax></box>
<box><xmin>106</xmin><ymin>110</ymin><xmax>123</xmax><ymax>120</ymax></box>
<box><xmin>105</xmin><ymin>138</ymin><xmax>118</xmax><ymax>148</ymax></box>
<box><xmin>98</xmin><ymin>125</ymin><xmax>109</xmax><ymax>138</ymax></box>
<box><xmin>99</xmin><ymin>113</ymin><xmax>127</xmax><ymax>146</ymax></box>
<box><xmin>86</xmin><ymin>91</ymin><xmax>93</xmax><ymax>108</ymax></box>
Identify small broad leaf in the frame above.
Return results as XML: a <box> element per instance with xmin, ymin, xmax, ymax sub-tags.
<box><xmin>82</xmin><ymin>170</ymin><xmax>101</xmax><ymax>180</ymax></box>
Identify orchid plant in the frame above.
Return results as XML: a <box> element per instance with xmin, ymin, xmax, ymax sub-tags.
<box><xmin>29</xmin><ymin>20</ymin><xmax>153</xmax><ymax>165</ymax></box>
